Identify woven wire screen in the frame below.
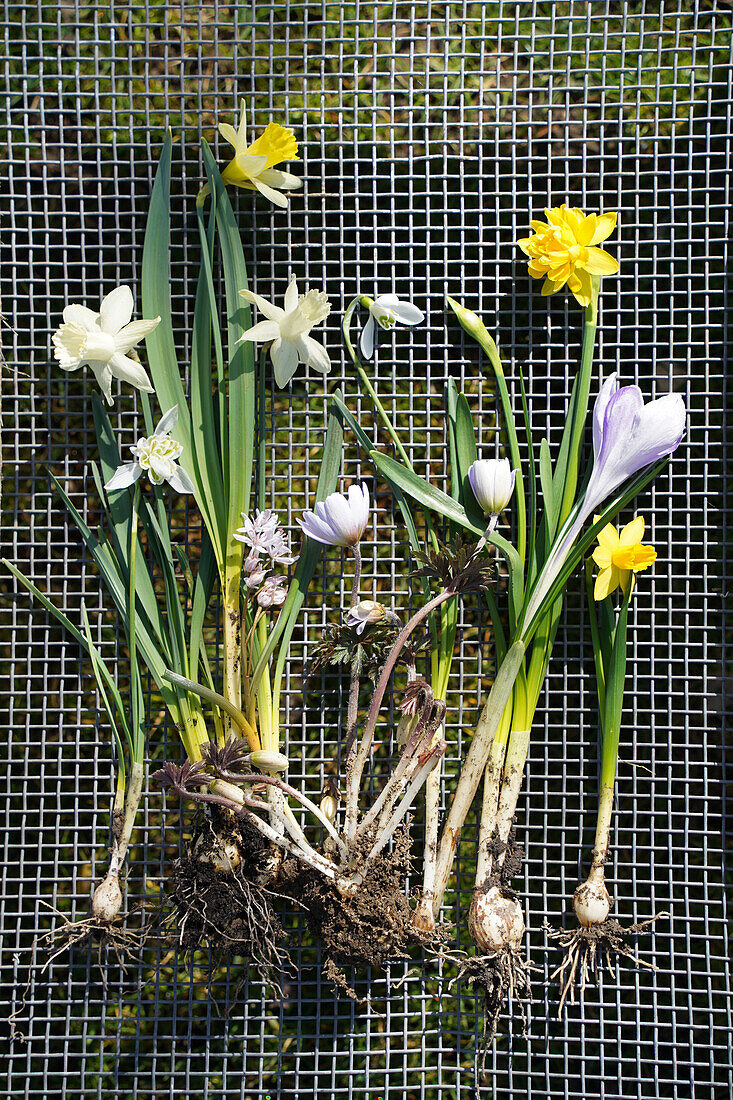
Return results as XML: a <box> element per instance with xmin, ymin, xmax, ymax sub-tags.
<box><xmin>1</xmin><ymin>1</ymin><xmax>731</xmax><ymax>1096</ymax></box>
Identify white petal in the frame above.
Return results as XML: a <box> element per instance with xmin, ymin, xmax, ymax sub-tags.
<box><xmin>236</xmin><ymin>152</ymin><xmax>268</xmax><ymax>177</ymax></box>
<box><xmin>99</xmin><ymin>285</ymin><xmax>134</xmax><ymax>335</ymax></box>
<box><xmin>239</xmin><ymin>319</ymin><xmax>282</xmax><ymax>344</ymax></box>
<box><xmin>239</xmin><ymin>289</ymin><xmax>286</xmax><ymax>323</ymax></box>
<box><xmin>167</xmin><ymin>464</ymin><xmax>196</xmax><ymax>494</ymax></box>
<box><xmin>154</xmin><ymin>406</ymin><xmax>178</xmax><ymax>436</ymax></box>
<box><xmin>284</xmin><ymin>275</ymin><xmax>299</xmax><ymax>314</ymax></box>
<box><xmin>360</xmin><ymin>315</ymin><xmax>375</xmax><ymax>360</ymax></box>
<box><xmin>62</xmin><ymin>304</ymin><xmax>99</xmax><ymax>330</ymax></box>
<box><xmin>251</xmin><ymin>175</ymin><xmax>289</xmax><ymax>208</ymax></box>
<box><xmin>298</xmin><ymin>511</ymin><xmax>341</xmax><ymax>546</ymax></box>
<box><xmin>108</xmin><ymin>352</ymin><xmax>155</xmax><ymax>393</ymax></box>
<box><xmin>113</xmin><ymin>317</ymin><xmax>161</xmax><ymax>354</ymax></box>
<box><xmin>89</xmin><ymin>360</ymin><xmax>114</xmax><ymax>404</ymax></box>
<box><xmin>270</xmin><ymin>338</ymin><xmax>299</xmax><ymax>388</ymax></box>
<box><xmin>389</xmin><ymin>300</ymin><xmax>424</xmax><ymax>325</ymax></box>
<box><xmin>592</xmin><ymin>373</ymin><xmax>619</xmax><ymax>460</ymax></box>
<box><xmin>105</xmin><ymin>462</ymin><xmax>142</xmax><ymax>492</ymax></box>
<box><xmin>348</xmin><ymin>483</ymin><xmax>370</xmax><ymax>535</ymax></box>
<box><xmin>295</xmin><ymin>334</ymin><xmax>331</xmax><ymax>375</ymax></box>
<box><xmin>259</xmin><ymin>168</ymin><xmax>302</xmax><ymax>190</ymax></box>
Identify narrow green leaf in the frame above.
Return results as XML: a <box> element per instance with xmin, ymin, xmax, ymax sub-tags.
<box><xmin>539</xmin><ymin>439</ymin><xmax>554</xmax><ymax>532</ymax></box>
<box><xmin>487</xmin><ymin>529</ymin><xmax>524</xmax><ymax>631</ymax></box>
<box><xmin>370</xmin><ymin>450</ymin><xmax>485</xmax><ymax>536</ymax></box>
<box><xmin>201</xmin><ymin>140</ymin><xmax>255</xmax><ymax>549</ymax></box>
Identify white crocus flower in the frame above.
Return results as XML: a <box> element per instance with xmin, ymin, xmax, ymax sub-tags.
<box><xmin>239</xmin><ymin>275</ymin><xmax>331</xmax><ymax>388</ymax></box>
<box><xmin>359</xmin><ymin>294</ymin><xmax>424</xmax><ymax>360</ymax></box>
<box><xmin>105</xmin><ymin>407</ymin><xmax>195</xmax><ymax>495</ymax></box>
<box><xmin>52</xmin><ymin>285</ymin><xmax>160</xmax><ymax>405</ymax></box>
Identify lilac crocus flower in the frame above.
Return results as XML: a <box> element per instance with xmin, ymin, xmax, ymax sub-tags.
<box><xmin>524</xmin><ymin>373</ymin><xmax>686</xmax><ymax>628</ymax></box>
<box><xmin>298</xmin><ymin>484</ymin><xmax>370</xmax><ymax>547</ymax></box>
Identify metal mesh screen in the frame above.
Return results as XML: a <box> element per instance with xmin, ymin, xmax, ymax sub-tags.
<box><xmin>1</xmin><ymin>1</ymin><xmax>731</xmax><ymax>1096</ymax></box>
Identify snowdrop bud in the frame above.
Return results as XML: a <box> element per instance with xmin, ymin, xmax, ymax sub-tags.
<box><xmin>468</xmin><ymin>458</ymin><xmax>516</xmax><ymax>517</ymax></box>
<box><xmin>250</xmin><ymin>750</ymin><xmax>289</xmax><ymax>773</ymax></box>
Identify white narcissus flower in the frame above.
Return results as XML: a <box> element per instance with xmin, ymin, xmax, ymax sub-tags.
<box><xmin>239</xmin><ymin>275</ymin><xmax>331</xmax><ymax>388</ymax></box>
<box><xmin>52</xmin><ymin>285</ymin><xmax>160</xmax><ymax>405</ymax></box>
<box><xmin>359</xmin><ymin>294</ymin><xmax>424</xmax><ymax>360</ymax></box>
<box><xmin>105</xmin><ymin>407</ymin><xmax>195</xmax><ymax>495</ymax></box>
<box><xmin>468</xmin><ymin>458</ymin><xmax>516</xmax><ymax>517</ymax></box>
<box><xmin>298</xmin><ymin>484</ymin><xmax>370</xmax><ymax>547</ymax></box>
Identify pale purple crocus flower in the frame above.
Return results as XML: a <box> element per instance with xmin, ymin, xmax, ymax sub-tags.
<box><xmin>298</xmin><ymin>484</ymin><xmax>370</xmax><ymax>547</ymax></box>
<box><xmin>523</xmin><ymin>373</ymin><xmax>686</xmax><ymax>628</ymax></box>
<box><xmin>360</xmin><ymin>295</ymin><xmax>425</xmax><ymax>360</ymax></box>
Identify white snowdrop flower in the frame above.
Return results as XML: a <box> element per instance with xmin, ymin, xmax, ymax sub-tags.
<box><xmin>105</xmin><ymin>407</ymin><xmax>194</xmax><ymax>495</ymax></box>
<box><xmin>359</xmin><ymin>294</ymin><xmax>424</xmax><ymax>360</ymax></box>
<box><xmin>239</xmin><ymin>275</ymin><xmax>331</xmax><ymax>388</ymax></box>
<box><xmin>52</xmin><ymin>285</ymin><xmax>160</xmax><ymax>405</ymax></box>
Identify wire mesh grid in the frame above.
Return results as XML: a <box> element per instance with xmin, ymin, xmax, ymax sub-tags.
<box><xmin>1</xmin><ymin>1</ymin><xmax>731</xmax><ymax>1096</ymax></box>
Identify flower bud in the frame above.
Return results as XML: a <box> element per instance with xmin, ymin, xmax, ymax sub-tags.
<box><xmin>468</xmin><ymin>458</ymin><xmax>516</xmax><ymax>517</ymax></box>
<box><xmin>346</xmin><ymin>599</ymin><xmax>386</xmax><ymax>635</ymax></box>
<box><xmin>249</xmin><ymin>750</ymin><xmax>289</xmax><ymax>774</ymax></box>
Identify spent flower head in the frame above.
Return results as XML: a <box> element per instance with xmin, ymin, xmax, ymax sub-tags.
<box><xmin>359</xmin><ymin>294</ymin><xmax>424</xmax><ymax>359</ymax></box>
<box><xmin>105</xmin><ymin>407</ymin><xmax>195</xmax><ymax>495</ymax></box>
<box><xmin>239</xmin><ymin>275</ymin><xmax>331</xmax><ymax>387</ymax></box>
<box><xmin>218</xmin><ymin>103</ymin><xmax>301</xmax><ymax>208</ymax></box>
<box><xmin>52</xmin><ymin>284</ymin><xmax>160</xmax><ymax>405</ymax></box>
<box><xmin>591</xmin><ymin>516</ymin><xmax>657</xmax><ymax>599</ymax></box>
<box><xmin>517</xmin><ymin>205</ymin><xmax>619</xmax><ymax>308</ymax></box>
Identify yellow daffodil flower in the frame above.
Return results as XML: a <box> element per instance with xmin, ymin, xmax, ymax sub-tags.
<box><xmin>218</xmin><ymin>102</ymin><xmax>302</xmax><ymax>208</ymax></box>
<box><xmin>591</xmin><ymin>515</ymin><xmax>657</xmax><ymax>600</ymax></box>
<box><xmin>517</xmin><ymin>205</ymin><xmax>619</xmax><ymax>308</ymax></box>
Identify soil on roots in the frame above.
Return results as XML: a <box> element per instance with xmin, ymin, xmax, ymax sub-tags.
<box><xmin>282</xmin><ymin>826</ymin><xmax>428</xmax><ymax>1000</ymax></box>
<box><xmin>165</xmin><ymin>809</ymin><xmax>286</xmax><ymax>982</ymax></box>
<box><xmin>453</xmin><ymin>946</ymin><xmax>533</xmax><ymax>1062</ymax></box>
<box><xmin>545</xmin><ymin>911</ymin><xmax>668</xmax><ymax>1014</ymax></box>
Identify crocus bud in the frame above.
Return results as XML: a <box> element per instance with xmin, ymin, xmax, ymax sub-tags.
<box><xmin>249</xmin><ymin>750</ymin><xmax>289</xmax><ymax>774</ymax></box>
<box><xmin>468</xmin><ymin>458</ymin><xmax>516</xmax><ymax>517</ymax></box>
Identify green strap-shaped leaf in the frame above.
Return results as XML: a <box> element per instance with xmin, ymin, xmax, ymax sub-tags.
<box><xmin>487</xmin><ymin>528</ymin><xmax>525</xmax><ymax>632</ymax></box>
<box><xmin>370</xmin><ymin>450</ymin><xmax>485</xmax><ymax>536</ymax></box>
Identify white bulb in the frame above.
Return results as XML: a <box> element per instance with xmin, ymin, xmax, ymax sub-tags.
<box><xmin>468</xmin><ymin>885</ymin><xmax>525</xmax><ymax>953</ymax></box>
<box><xmin>92</xmin><ymin>872</ymin><xmax>123</xmax><ymax>922</ymax></box>
<box><xmin>573</xmin><ymin>876</ymin><xmax>611</xmax><ymax>927</ymax></box>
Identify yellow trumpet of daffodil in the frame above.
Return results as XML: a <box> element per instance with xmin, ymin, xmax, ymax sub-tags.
<box><xmin>218</xmin><ymin>102</ymin><xmax>302</xmax><ymax>208</ymax></box>
<box><xmin>517</xmin><ymin>205</ymin><xmax>619</xmax><ymax>308</ymax></box>
<box><xmin>591</xmin><ymin>515</ymin><xmax>657</xmax><ymax>600</ymax></box>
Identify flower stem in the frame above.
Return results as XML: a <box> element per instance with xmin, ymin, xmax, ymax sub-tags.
<box><xmin>431</xmin><ymin>638</ymin><xmax>526</xmax><ymax>919</ymax></box>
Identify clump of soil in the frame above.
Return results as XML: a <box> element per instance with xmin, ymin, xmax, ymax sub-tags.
<box><xmin>282</xmin><ymin>826</ymin><xmax>430</xmax><ymax>1000</ymax></box>
<box><xmin>545</xmin><ymin>910</ymin><xmax>668</xmax><ymax>1014</ymax></box>
<box><xmin>165</xmin><ymin>809</ymin><xmax>286</xmax><ymax>981</ymax></box>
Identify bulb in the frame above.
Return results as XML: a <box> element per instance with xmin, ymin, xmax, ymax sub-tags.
<box><xmin>193</xmin><ymin>832</ymin><xmax>242</xmax><ymax>873</ymax></box>
<box><xmin>92</xmin><ymin>872</ymin><xmax>123</xmax><ymax>922</ymax></box>
<box><xmin>573</xmin><ymin>875</ymin><xmax>611</xmax><ymax>927</ymax></box>
<box><xmin>468</xmin><ymin>884</ymin><xmax>525</xmax><ymax>953</ymax></box>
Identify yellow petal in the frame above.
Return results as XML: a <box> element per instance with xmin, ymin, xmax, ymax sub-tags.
<box><xmin>541</xmin><ymin>278</ymin><xmax>559</xmax><ymax>296</ymax></box>
<box><xmin>218</xmin><ymin>122</ymin><xmax>240</xmax><ymax>151</ymax></box>
<box><xmin>583</xmin><ymin>247</ymin><xmax>619</xmax><ymax>276</ymax></box>
<box><xmin>631</xmin><ymin>545</ymin><xmax>657</xmax><ymax>571</ymax></box>
<box><xmin>595</xmin><ymin>520</ymin><xmax>620</xmax><ymax>551</ymax></box>
<box><xmin>592</xmin><ymin>546</ymin><xmax>612</xmax><ymax>570</ymax></box>
<box><xmin>517</xmin><ymin>237</ymin><xmax>533</xmax><ymax>255</ymax></box>
<box><xmin>246</xmin><ymin>122</ymin><xmax>299</xmax><ymax>168</ymax></box>
<box><xmin>619</xmin><ymin>515</ymin><xmax>645</xmax><ymax>546</ymax></box>
<box><xmin>590</xmin><ymin>211</ymin><xmax>618</xmax><ymax>245</ymax></box>
<box><xmin>569</xmin><ymin>267</ymin><xmax>592</xmax><ymax>307</ymax></box>
<box><xmin>576</xmin><ymin>214</ymin><xmax>597</xmax><ymax>247</ymax></box>
<box><xmin>530</xmin><ymin>220</ymin><xmax>548</xmax><ymax>233</ymax></box>
<box><xmin>594</xmin><ymin>565</ymin><xmax>619</xmax><ymax>601</ymax></box>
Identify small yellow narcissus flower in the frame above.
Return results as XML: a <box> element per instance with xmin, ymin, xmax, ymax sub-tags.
<box><xmin>592</xmin><ymin>515</ymin><xmax>657</xmax><ymax>600</ymax></box>
<box><xmin>517</xmin><ymin>205</ymin><xmax>619</xmax><ymax>308</ymax></box>
<box><xmin>218</xmin><ymin>102</ymin><xmax>302</xmax><ymax>208</ymax></box>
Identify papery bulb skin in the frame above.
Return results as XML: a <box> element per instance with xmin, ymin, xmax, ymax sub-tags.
<box><xmin>193</xmin><ymin>832</ymin><xmax>242</xmax><ymax>873</ymax></box>
<box><xmin>412</xmin><ymin>898</ymin><xmax>436</xmax><ymax>936</ymax></box>
<box><xmin>468</xmin><ymin>885</ymin><xmax>525</xmax><ymax>953</ymax></box>
<box><xmin>92</xmin><ymin>872</ymin><xmax>123</xmax><ymax>922</ymax></box>
<box><xmin>573</xmin><ymin>876</ymin><xmax>611</xmax><ymax>927</ymax></box>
